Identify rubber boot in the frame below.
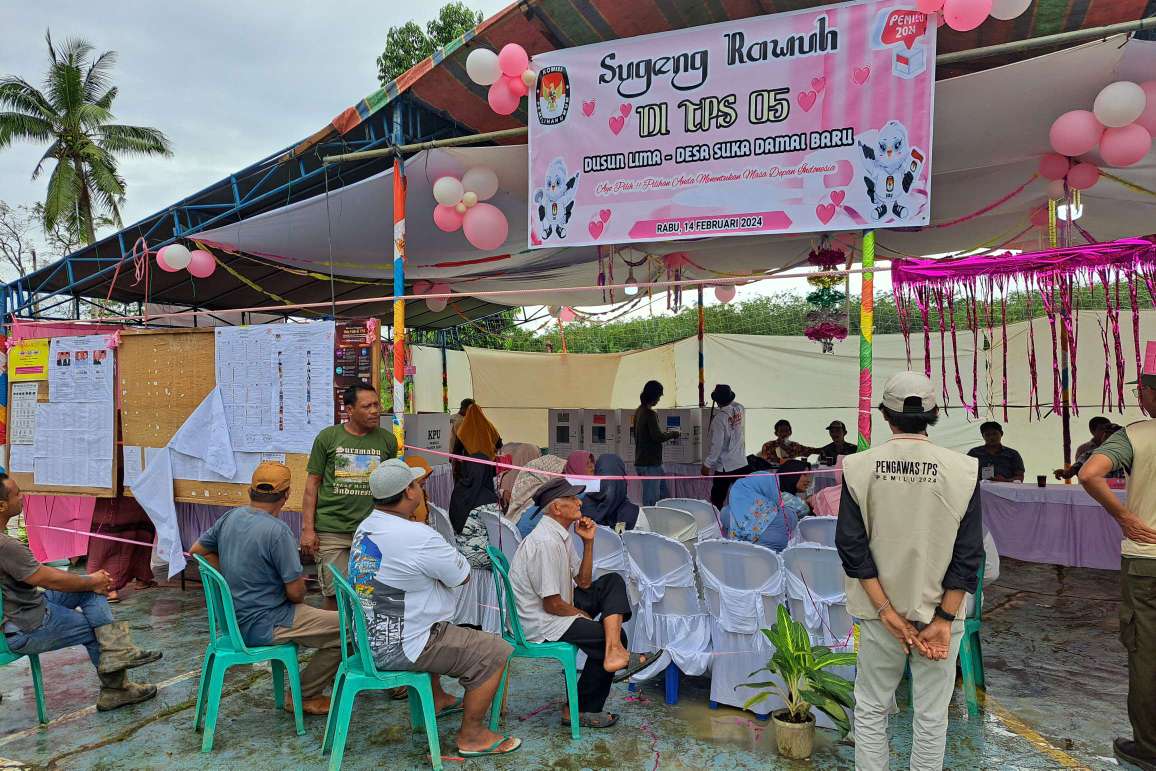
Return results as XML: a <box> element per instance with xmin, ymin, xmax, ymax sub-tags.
<box><xmin>94</xmin><ymin>622</ymin><xmax>163</xmax><ymax>674</ymax></box>
<box><xmin>96</xmin><ymin>669</ymin><xmax>158</xmax><ymax>712</ymax></box>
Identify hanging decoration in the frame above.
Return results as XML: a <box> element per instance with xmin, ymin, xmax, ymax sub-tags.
<box><xmin>155</xmin><ymin>243</ymin><xmax>217</xmax><ymax>279</ymax></box>
<box><xmin>918</xmin><ymin>0</ymin><xmax>1028</xmax><ymax>32</ymax></box>
<box><xmin>429</xmin><ymin>167</ymin><xmax>508</xmax><ymax>250</ymax></box>
<box><xmin>465</xmin><ymin>44</ymin><xmax>535</xmax><ymax>116</ymax></box>
<box><xmin>1048</xmin><ymin>81</ymin><xmax>1156</xmax><ymax>168</ymax></box>
<box><xmin>663</xmin><ymin>252</ymin><xmax>689</xmax><ymax>311</ymax></box>
<box><xmin>804</xmin><ymin>240</ymin><xmax>848</xmax><ymax>353</ymax></box>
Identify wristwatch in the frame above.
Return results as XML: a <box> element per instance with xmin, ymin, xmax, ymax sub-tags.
<box><xmin>933</xmin><ymin>604</ymin><xmax>956</xmax><ymax>622</ymax></box>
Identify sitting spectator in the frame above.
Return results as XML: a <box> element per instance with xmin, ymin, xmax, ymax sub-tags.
<box><xmin>810</xmin><ymin>456</ymin><xmax>846</xmax><ymax>517</ymax></box>
<box><xmin>0</xmin><ymin>473</ymin><xmax>161</xmax><ymax>711</ymax></box>
<box><xmin>448</xmin><ymin>452</ymin><xmax>499</xmax><ymax>569</ymax></box>
<box><xmin>403</xmin><ymin>456</ymin><xmax>433</xmax><ymax>523</ymax></box>
<box><xmin>1074</xmin><ymin>416</ymin><xmax>1112</xmax><ymax>461</ymax></box>
<box><xmin>818</xmin><ymin>420</ymin><xmax>858</xmax><ymax>466</ymax></box>
<box><xmin>507</xmin><ymin>455</ymin><xmax>567</xmax><ymax>537</ymax></box>
<box><xmin>564</xmin><ymin>451</ymin><xmax>596</xmax><ymax>478</ymax></box>
<box><xmin>497</xmin><ymin>443</ymin><xmax>540</xmax><ymax>510</ymax></box>
<box><xmin>350</xmin><ymin>460</ymin><xmax>519</xmax><ymax>757</ymax></box>
<box><xmin>778</xmin><ymin>460</ymin><xmax>815</xmax><ymax>515</ymax></box>
<box><xmin>759</xmin><ymin>420</ymin><xmax>819</xmax><ymax>464</ymax></box>
<box><xmin>192</xmin><ymin>462</ymin><xmax>342</xmax><ymax>715</ymax></box>
<box><xmin>723</xmin><ymin>472</ymin><xmax>805</xmax><ymax>551</ymax></box>
<box><xmin>583</xmin><ymin>454</ymin><xmax>641</xmax><ymax>530</ymax></box>
<box><xmin>1056</xmin><ymin>421</ymin><xmax>1124</xmax><ymax>480</ymax></box>
<box><xmin>509</xmin><ymin>479</ymin><xmax>653</xmax><ymax>729</ymax></box>
<box><xmin>967</xmin><ymin>422</ymin><xmax>1026</xmax><ymax>482</ymax></box>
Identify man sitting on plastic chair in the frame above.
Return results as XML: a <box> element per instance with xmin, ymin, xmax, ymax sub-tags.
<box><xmin>348</xmin><ymin>460</ymin><xmax>520</xmax><ymax>758</ymax></box>
<box><xmin>191</xmin><ymin>462</ymin><xmax>342</xmax><ymax>716</ymax></box>
<box><xmin>509</xmin><ymin>479</ymin><xmax>656</xmax><ymax>730</ymax></box>
<box><xmin>0</xmin><ymin>473</ymin><xmax>161</xmax><ymax>711</ymax></box>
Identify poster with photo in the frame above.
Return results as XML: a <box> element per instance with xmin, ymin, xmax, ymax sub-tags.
<box><xmin>49</xmin><ymin>335</ymin><xmax>115</xmax><ymax>403</ymax></box>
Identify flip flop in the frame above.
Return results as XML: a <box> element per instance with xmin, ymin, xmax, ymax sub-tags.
<box><xmin>435</xmin><ymin>696</ymin><xmax>464</xmax><ymax>718</ymax></box>
<box><xmin>613</xmin><ymin>650</ymin><xmax>664</xmax><ymax>683</ymax></box>
<box><xmin>457</xmin><ymin>736</ymin><xmax>522</xmax><ymax>757</ymax></box>
<box><xmin>563</xmin><ymin>711</ymin><xmax>619</xmax><ymax>728</ymax></box>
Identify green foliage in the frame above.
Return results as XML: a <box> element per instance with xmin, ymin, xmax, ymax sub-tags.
<box><xmin>376</xmin><ymin>2</ymin><xmax>484</xmax><ymax>86</ymax></box>
<box><xmin>0</xmin><ymin>32</ymin><xmax>171</xmax><ymax>246</ymax></box>
<box><xmin>741</xmin><ymin>605</ymin><xmax>857</xmax><ymax>736</ymax></box>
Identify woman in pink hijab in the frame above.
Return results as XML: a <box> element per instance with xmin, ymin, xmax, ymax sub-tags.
<box><xmin>563</xmin><ymin>451</ymin><xmax>596</xmax><ymax>477</ymax></box>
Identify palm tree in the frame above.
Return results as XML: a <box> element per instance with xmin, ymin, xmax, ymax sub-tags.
<box><xmin>0</xmin><ymin>32</ymin><xmax>172</xmax><ymax>246</ymax></box>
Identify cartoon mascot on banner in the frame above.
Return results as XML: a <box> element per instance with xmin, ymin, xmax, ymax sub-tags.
<box><xmin>858</xmin><ymin>120</ymin><xmax>925</xmax><ymax>223</ymax></box>
<box><xmin>533</xmin><ymin>158</ymin><xmax>579</xmax><ymax>240</ymax></box>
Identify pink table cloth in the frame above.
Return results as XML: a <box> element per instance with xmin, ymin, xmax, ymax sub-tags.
<box><xmin>24</xmin><ymin>495</ymin><xmax>96</xmax><ymax>562</ymax></box>
<box><xmin>981</xmin><ymin>482</ymin><xmax>1124</xmax><ymax>571</ymax></box>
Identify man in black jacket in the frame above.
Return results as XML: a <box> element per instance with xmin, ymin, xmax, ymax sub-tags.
<box><xmin>633</xmin><ymin>380</ymin><xmax>679</xmax><ymax>506</ymax></box>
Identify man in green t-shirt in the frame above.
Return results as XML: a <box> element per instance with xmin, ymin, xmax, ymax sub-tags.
<box><xmin>301</xmin><ymin>382</ymin><xmax>398</xmax><ymax>610</ymax></box>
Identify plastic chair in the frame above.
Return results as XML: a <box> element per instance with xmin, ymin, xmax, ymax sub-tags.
<box><xmin>428</xmin><ymin>503</ymin><xmax>456</xmax><ymax>546</ymax></box>
<box><xmin>639</xmin><ymin>506</ymin><xmax>698</xmax><ymax>548</ymax></box>
<box><xmin>322</xmin><ymin>568</ymin><xmax>442</xmax><ymax>771</ymax></box>
<box><xmin>191</xmin><ymin>555</ymin><xmax>305</xmax><ymax>752</ymax></box>
<box><xmin>568</xmin><ymin>524</ymin><xmax>626</xmax><ymax>579</ymax></box>
<box><xmin>795</xmin><ymin>517</ymin><xmax>837</xmax><ymax>547</ymax></box>
<box><xmin>657</xmin><ymin>498</ymin><xmax>723</xmax><ymax>541</ymax></box>
<box><xmin>0</xmin><ymin>592</ymin><xmax>47</xmax><ymax>724</ymax></box>
<box><xmin>486</xmin><ymin>545</ymin><xmax>580</xmax><ymax>740</ymax></box>
<box><xmin>478</xmin><ymin>508</ymin><xmax>521</xmax><ymax>563</ymax></box>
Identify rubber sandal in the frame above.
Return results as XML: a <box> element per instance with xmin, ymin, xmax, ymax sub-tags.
<box><xmin>613</xmin><ymin>650</ymin><xmax>664</xmax><ymax>683</ymax></box>
<box><xmin>389</xmin><ymin>686</ymin><xmax>409</xmax><ymax>700</ymax></box>
<box><xmin>435</xmin><ymin>696</ymin><xmax>464</xmax><ymax>718</ymax></box>
<box><xmin>457</xmin><ymin>736</ymin><xmax>522</xmax><ymax>757</ymax></box>
<box><xmin>564</xmin><ymin>712</ymin><xmax>619</xmax><ymax>728</ymax></box>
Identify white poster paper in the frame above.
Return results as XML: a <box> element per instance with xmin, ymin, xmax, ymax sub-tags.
<box><xmin>32</xmin><ymin>402</ymin><xmax>114</xmax><ymax>487</ymax></box>
<box><xmin>10</xmin><ymin>382</ymin><xmax>39</xmax><ymax>445</ymax></box>
<box><xmin>8</xmin><ymin>444</ymin><xmax>34</xmax><ymax>473</ymax></box>
<box><xmin>49</xmin><ymin>335</ymin><xmax>115</xmax><ymax>403</ymax></box>
<box><xmin>123</xmin><ymin>445</ymin><xmax>144</xmax><ymax>488</ymax></box>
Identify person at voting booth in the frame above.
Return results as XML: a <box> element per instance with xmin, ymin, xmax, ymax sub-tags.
<box><xmin>633</xmin><ymin>380</ymin><xmax>680</xmax><ymax>506</ymax></box>
<box><xmin>300</xmin><ymin>382</ymin><xmax>399</xmax><ymax>611</ymax></box>
<box><xmin>701</xmin><ymin>384</ymin><xmax>750</xmax><ymax>509</ymax></box>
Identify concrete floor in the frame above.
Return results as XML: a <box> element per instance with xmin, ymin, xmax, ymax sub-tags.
<box><xmin>0</xmin><ymin>559</ymin><xmax>1131</xmax><ymax>770</ymax></box>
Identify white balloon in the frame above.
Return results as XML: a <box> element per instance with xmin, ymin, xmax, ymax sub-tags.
<box><xmin>432</xmin><ymin>176</ymin><xmax>464</xmax><ymax>207</ymax></box>
<box><xmin>1093</xmin><ymin>81</ymin><xmax>1147</xmax><ymax>128</ymax></box>
<box><xmin>989</xmin><ymin>0</ymin><xmax>1031</xmax><ymax>20</ymax></box>
<box><xmin>465</xmin><ymin>48</ymin><xmax>501</xmax><ymax>86</ymax></box>
<box><xmin>426</xmin><ymin>296</ymin><xmax>448</xmax><ymax>313</ymax></box>
<box><xmin>461</xmin><ymin>166</ymin><xmax>500</xmax><ymax>201</ymax></box>
<box><xmin>159</xmin><ymin>243</ymin><xmax>191</xmax><ymax>270</ymax></box>
<box><xmin>714</xmin><ymin>284</ymin><xmax>736</xmax><ymax>304</ymax></box>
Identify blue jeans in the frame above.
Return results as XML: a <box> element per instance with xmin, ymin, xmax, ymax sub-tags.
<box><xmin>6</xmin><ymin>591</ymin><xmax>114</xmax><ymax>667</ymax></box>
<box><xmin>636</xmin><ymin>465</ymin><xmax>669</xmax><ymax>507</ymax></box>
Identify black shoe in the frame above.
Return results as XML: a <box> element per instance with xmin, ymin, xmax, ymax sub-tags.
<box><xmin>1115</xmin><ymin>738</ymin><xmax>1156</xmax><ymax>771</ymax></box>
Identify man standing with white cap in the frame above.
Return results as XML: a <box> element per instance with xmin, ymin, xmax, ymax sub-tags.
<box><xmin>836</xmin><ymin>371</ymin><xmax>984</xmax><ymax>771</ymax></box>
<box><xmin>348</xmin><ymin>459</ymin><xmax>520</xmax><ymax>758</ymax></box>
<box><xmin>1079</xmin><ymin>342</ymin><xmax>1156</xmax><ymax>771</ymax></box>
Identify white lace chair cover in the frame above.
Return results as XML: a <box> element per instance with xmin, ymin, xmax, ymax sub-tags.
<box><xmin>696</xmin><ymin>540</ymin><xmax>789</xmax><ymax>713</ymax></box>
<box><xmin>451</xmin><ymin>567</ymin><xmax>502</xmax><ymax>634</ymax></box>
<box><xmin>621</xmin><ymin>530</ymin><xmax>711</xmax><ymax>676</ymax></box>
<box><xmin>569</xmin><ymin>524</ymin><xmax>626</xmax><ymax>579</ymax></box>
<box><xmin>782</xmin><ymin>545</ymin><xmax>847</xmax><ymax>646</ymax></box>
<box><xmin>792</xmin><ymin>517</ymin><xmax>838</xmax><ymax>548</ymax></box>
<box><xmin>428</xmin><ymin>504</ymin><xmax>456</xmax><ymax>546</ymax></box>
<box><xmin>478</xmin><ymin>507</ymin><xmax>521</xmax><ymax>563</ymax></box>
<box><xmin>657</xmin><ymin>498</ymin><xmax>723</xmax><ymax>542</ymax></box>
<box><xmin>639</xmin><ymin>506</ymin><xmax>698</xmax><ymax>546</ymax></box>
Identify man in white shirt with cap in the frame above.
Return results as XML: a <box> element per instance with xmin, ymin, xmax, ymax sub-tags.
<box><xmin>701</xmin><ymin>384</ymin><xmax>750</xmax><ymax>509</ymax></box>
<box><xmin>836</xmin><ymin>371</ymin><xmax>984</xmax><ymax>771</ymax></box>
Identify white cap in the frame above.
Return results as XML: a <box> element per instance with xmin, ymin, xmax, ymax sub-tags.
<box><xmin>881</xmin><ymin>371</ymin><xmax>937</xmax><ymax>413</ymax></box>
<box><xmin>368</xmin><ymin>459</ymin><xmax>425</xmax><ymax>500</ymax></box>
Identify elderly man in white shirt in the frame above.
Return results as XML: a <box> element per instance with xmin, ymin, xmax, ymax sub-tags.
<box><xmin>701</xmin><ymin>384</ymin><xmax>750</xmax><ymax>509</ymax></box>
<box><xmin>509</xmin><ymin>478</ymin><xmax>643</xmax><ymax>729</ymax></box>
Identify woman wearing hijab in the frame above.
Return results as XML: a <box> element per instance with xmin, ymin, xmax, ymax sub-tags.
<box><xmin>402</xmin><ymin>456</ymin><xmax>433</xmax><ymax>522</ymax></box>
<box><xmin>497</xmin><ymin>443</ymin><xmax>540</xmax><ymax>511</ymax></box>
<box><xmin>451</xmin><ymin>403</ymin><xmax>502</xmax><ymax>472</ymax></box>
<box><xmin>777</xmin><ymin>459</ymin><xmax>814</xmax><ymax>517</ymax></box>
<box><xmin>723</xmin><ymin>472</ymin><xmax>806</xmax><ymax>551</ymax></box>
<box><xmin>563</xmin><ymin>450</ymin><xmax>596</xmax><ymax>477</ymax></box>
<box><xmin>582</xmin><ymin>454</ymin><xmax>641</xmax><ymax>530</ymax></box>
<box><xmin>506</xmin><ymin>455</ymin><xmax>567</xmax><ymax>537</ymax></box>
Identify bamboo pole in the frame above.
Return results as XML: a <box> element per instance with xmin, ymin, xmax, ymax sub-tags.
<box><xmin>392</xmin><ymin>158</ymin><xmax>407</xmax><ymax>448</ymax></box>
<box><xmin>858</xmin><ymin>231</ymin><xmax>876</xmax><ymax>451</ymax></box>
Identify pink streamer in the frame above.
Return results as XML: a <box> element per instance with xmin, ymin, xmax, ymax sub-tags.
<box><xmin>1130</xmin><ymin>274</ymin><xmax>1142</xmax><ymax>390</ymax></box>
<box><xmin>946</xmin><ymin>292</ymin><xmax>967</xmax><ymax>412</ymax></box>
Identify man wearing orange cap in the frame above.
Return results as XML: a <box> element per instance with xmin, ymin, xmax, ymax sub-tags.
<box><xmin>192</xmin><ymin>462</ymin><xmax>342</xmax><ymax>715</ymax></box>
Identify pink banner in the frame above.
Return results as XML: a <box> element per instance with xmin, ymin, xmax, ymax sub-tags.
<box><xmin>528</xmin><ymin>0</ymin><xmax>935</xmax><ymax>249</ymax></box>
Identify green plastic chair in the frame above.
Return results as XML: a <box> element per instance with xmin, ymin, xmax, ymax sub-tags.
<box><xmin>191</xmin><ymin>555</ymin><xmax>305</xmax><ymax>752</ymax></box>
<box><xmin>0</xmin><ymin>592</ymin><xmax>47</xmax><ymax>724</ymax></box>
<box><xmin>485</xmin><ymin>545</ymin><xmax>580</xmax><ymax>739</ymax></box>
<box><xmin>322</xmin><ymin>567</ymin><xmax>442</xmax><ymax>771</ymax></box>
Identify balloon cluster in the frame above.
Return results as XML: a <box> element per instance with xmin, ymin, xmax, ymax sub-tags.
<box><xmin>412</xmin><ymin>280</ymin><xmax>451</xmax><ymax>314</ymax></box>
<box><xmin>465</xmin><ymin>44</ymin><xmax>534</xmax><ymax>116</ymax></box>
<box><xmin>156</xmin><ymin>243</ymin><xmax>216</xmax><ymax>278</ymax></box>
<box><xmin>916</xmin><ymin>0</ymin><xmax>1030</xmax><ymax>32</ymax></box>
<box><xmin>1049</xmin><ymin>81</ymin><xmax>1156</xmax><ymax>169</ymax></box>
<box><xmin>431</xmin><ymin>166</ymin><xmax>509</xmax><ymax>251</ymax></box>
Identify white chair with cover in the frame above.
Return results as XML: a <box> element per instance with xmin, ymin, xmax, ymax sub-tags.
<box><xmin>478</xmin><ymin>507</ymin><xmax>521</xmax><ymax>563</ymax></box>
<box><xmin>621</xmin><ymin>531</ymin><xmax>711</xmax><ymax>704</ymax></box>
<box><xmin>639</xmin><ymin>506</ymin><xmax>698</xmax><ymax>548</ymax></box>
<box><xmin>696</xmin><ymin>540</ymin><xmax>788</xmax><ymax>718</ymax></box>
<box><xmin>427</xmin><ymin>503</ymin><xmax>456</xmax><ymax>546</ymax></box>
<box><xmin>568</xmin><ymin>524</ymin><xmax>626</xmax><ymax>580</ymax></box>
<box><xmin>657</xmin><ymin>497</ymin><xmax>723</xmax><ymax>541</ymax></box>
<box><xmin>794</xmin><ymin>517</ymin><xmax>837</xmax><ymax>548</ymax></box>
<box><xmin>435</xmin><ymin>504</ymin><xmax>501</xmax><ymax>635</ymax></box>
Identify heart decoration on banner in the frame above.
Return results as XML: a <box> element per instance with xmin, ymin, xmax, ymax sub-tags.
<box><xmin>798</xmin><ymin>90</ymin><xmax>818</xmax><ymax>112</ymax></box>
<box><xmin>582</xmin><ymin>99</ymin><xmax>596</xmax><ymax>117</ymax></box>
<box><xmin>851</xmin><ymin>66</ymin><xmax>870</xmax><ymax>86</ymax></box>
<box><xmin>609</xmin><ymin>115</ymin><xmax>626</xmax><ymax>135</ymax></box>
<box><xmin>466</xmin><ymin>43</ymin><xmax>536</xmax><ymax>116</ymax></box>
<box><xmin>430</xmin><ymin>166</ymin><xmax>509</xmax><ymax>250</ymax></box>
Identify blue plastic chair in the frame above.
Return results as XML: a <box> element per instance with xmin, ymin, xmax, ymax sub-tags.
<box><xmin>486</xmin><ymin>545</ymin><xmax>580</xmax><ymax>739</ymax></box>
<box><xmin>191</xmin><ymin>555</ymin><xmax>305</xmax><ymax>752</ymax></box>
<box><xmin>0</xmin><ymin>592</ymin><xmax>47</xmax><ymax>723</ymax></box>
<box><xmin>322</xmin><ymin>568</ymin><xmax>442</xmax><ymax>771</ymax></box>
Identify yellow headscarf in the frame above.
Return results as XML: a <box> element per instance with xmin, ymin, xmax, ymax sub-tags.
<box><xmin>403</xmin><ymin>455</ymin><xmax>433</xmax><ymax>523</ymax></box>
<box><xmin>455</xmin><ymin>404</ymin><xmax>502</xmax><ymax>460</ymax></box>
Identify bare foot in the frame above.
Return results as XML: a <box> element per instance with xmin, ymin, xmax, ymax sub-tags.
<box><xmin>433</xmin><ymin>691</ymin><xmax>461</xmax><ymax>713</ymax></box>
<box><xmin>603</xmin><ymin>646</ymin><xmax>630</xmax><ymax>673</ymax></box>
<box><xmin>284</xmin><ymin>694</ymin><xmax>331</xmax><ymax>715</ymax></box>
<box><xmin>456</xmin><ymin>726</ymin><xmax>520</xmax><ymax>754</ymax></box>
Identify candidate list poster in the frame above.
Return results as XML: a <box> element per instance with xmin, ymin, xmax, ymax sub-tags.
<box><xmin>527</xmin><ymin>0</ymin><xmax>935</xmax><ymax>249</ymax></box>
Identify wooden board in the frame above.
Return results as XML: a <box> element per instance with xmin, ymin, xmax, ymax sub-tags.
<box><xmin>8</xmin><ymin>378</ymin><xmax>118</xmax><ymax>497</ymax></box>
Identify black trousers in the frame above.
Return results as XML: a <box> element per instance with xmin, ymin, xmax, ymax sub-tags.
<box><xmin>710</xmin><ymin>465</ymin><xmax>751</xmax><ymax>510</ymax></box>
<box><xmin>555</xmin><ymin>572</ymin><xmax>632</xmax><ymax>713</ymax></box>
<box><xmin>1122</xmin><ymin>557</ymin><xmax>1156</xmax><ymax>757</ymax></box>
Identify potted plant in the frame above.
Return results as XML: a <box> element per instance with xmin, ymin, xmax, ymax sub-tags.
<box><xmin>741</xmin><ymin>604</ymin><xmax>857</xmax><ymax>760</ymax></box>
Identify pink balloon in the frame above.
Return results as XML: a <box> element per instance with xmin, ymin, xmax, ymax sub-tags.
<box><xmin>155</xmin><ymin>246</ymin><xmax>182</xmax><ymax>272</ymax></box>
<box><xmin>412</xmin><ymin>280</ymin><xmax>432</xmax><ymax>296</ymax></box>
<box><xmin>1029</xmin><ymin>205</ymin><xmax>1048</xmax><ymax>227</ymax></box>
<box><xmin>1135</xmin><ymin>81</ymin><xmax>1156</xmax><ymax>136</ymax></box>
<box><xmin>433</xmin><ymin>204</ymin><xmax>464</xmax><ymax>232</ymax></box>
<box><xmin>187</xmin><ymin>249</ymin><xmax>216</xmax><ymax>278</ymax></box>
<box><xmin>915</xmin><ymin>0</ymin><xmax>944</xmax><ymax>11</ymax></box>
<box><xmin>462</xmin><ymin>203</ymin><xmax>509</xmax><ymax>251</ymax></box>
<box><xmin>1066</xmin><ymin>162</ymin><xmax>1100</xmax><ymax>190</ymax></box>
<box><xmin>714</xmin><ymin>285</ymin><xmax>737</xmax><ymax>304</ymax></box>
<box><xmin>497</xmin><ymin>44</ymin><xmax>529</xmax><ymax>79</ymax></box>
<box><xmin>1049</xmin><ymin>110</ymin><xmax>1105</xmax><ymax>157</ymax></box>
<box><xmin>558</xmin><ymin>307</ymin><xmax>577</xmax><ymax>323</ymax></box>
<box><xmin>1100</xmin><ymin>123</ymin><xmax>1153</xmax><ymax>167</ymax></box>
<box><xmin>1046</xmin><ymin>179</ymin><xmax>1066</xmax><ymax>199</ymax></box>
<box><xmin>487</xmin><ymin>81</ymin><xmax>520</xmax><ymax>115</ymax></box>
<box><xmin>504</xmin><ymin>73</ymin><xmax>528</xmax><ymax>99</ymax></box>
<box><xmin>1037</xmin><ymin>153</ymin><xmax>1070</xmax><ymax>181</ymax></box>
<box><xmin>942</xmin><ymin>0</ymin><xmax>992</xmax><ymax>31</ymax></box>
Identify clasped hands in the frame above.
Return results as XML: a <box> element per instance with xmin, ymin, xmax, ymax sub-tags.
<box><xmin>879</xmin><ymin>607</ymin><xmax>952</xmax><ymax>660</ymax></box>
